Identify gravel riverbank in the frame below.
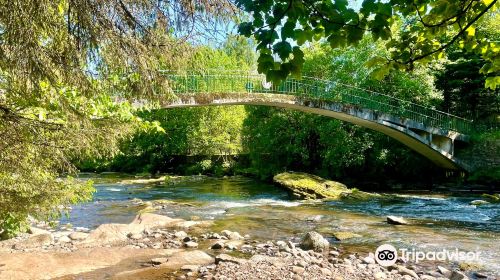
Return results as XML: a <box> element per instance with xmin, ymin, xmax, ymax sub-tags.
<box><xmin>0</xmin><ymin>212</ymin><xmax>497</xmax><ymax>280</ymax></box>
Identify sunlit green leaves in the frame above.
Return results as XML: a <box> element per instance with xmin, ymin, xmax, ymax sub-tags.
<box><xmin>236</xmin><ymin>0</ymin><xmax>500</xmax><ymax>88</ymax></box>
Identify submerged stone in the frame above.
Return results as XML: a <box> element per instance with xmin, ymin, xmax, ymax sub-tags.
<box><xmin>470</xmin><ymin>200</ymin><xmax>489</xmax><ymax>206</ymax></box>
<box><xmin>332</xmin><ymin>232</ymin><xmax>361</xmax><ymax>241</ymax></box>
<box><xmin>386</xmin><ymin>216</ymin><xmax>409</xmax><ymax>225</ymax></box>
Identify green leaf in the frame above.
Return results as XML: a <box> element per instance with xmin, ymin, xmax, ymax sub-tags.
<box><xmin>485</xmin><ymin>76</ymin><xmax>500</xmax><ymax>90</ymax></box>
<box><xmin>282</xmin><ymin>21</ymin><xmax>296</xmax><ymax>39</ymax></box>
<box><xmin>346</xmin><ymin>26</ymin><xmax>364</xmax><ymax>44</ymax></box>
<box><xmin>370</xmin><ymin>65</ymin><xmax>391</xmax><ymax>80</ymax></box>
<box><xmin>238</xmin><ymin>22</ymin><xmax>253</xmax><ymax>37</ymax></box>
<box><xmin>273</xmin><ymin>41</ymin><xmax>292</xmax><ymax>60</ymax></box>
<box><xmin>378</xmin><ymin>3</ymin><xmax>392</xmax><ymax>16</ymax></box>
<box><xmin>365</xmin><ymin>56</ymin><xmax>386</xmax><ymax>68</ymax></box>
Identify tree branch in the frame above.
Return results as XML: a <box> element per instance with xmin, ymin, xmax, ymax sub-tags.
<box><xmin>403</xmin><ymin>0</ymin><xmax>498</xmax><ymax>64</ymax></box>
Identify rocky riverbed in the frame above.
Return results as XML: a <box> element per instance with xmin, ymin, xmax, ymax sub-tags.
<box><xmin>0</xmin><ymin>212</ymin><xmax>496</xmax><ymax>280</ymax></box>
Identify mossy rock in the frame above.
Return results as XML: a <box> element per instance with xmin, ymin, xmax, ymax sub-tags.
<box><xmin>340</xmin><ymin>188</ymin><xmax>381</xmax><ymax>200</ymax></box>
<box><xmin>459</xmin><ymin>262</ymin><xmax>484</xmax><ymax>271</ymax></box>
<box><xmin>273</xmin><ymin>172</ymin><xmax>378</xmax><ymax>200</ymax></box>
<box><xmin>273</xmin><ymin>172</ymin><xmax>349</xmax><ymax>199</ymax></box>
<box><xmin>481</xmin><ymin>193</ymin><xmax>500</xmax><ymax>203</ymax></box>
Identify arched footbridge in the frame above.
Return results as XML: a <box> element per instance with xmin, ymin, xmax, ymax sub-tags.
<box><xmin>158</xmin><ymin>71</ymin><xmax>474</xmax><ymax>170</ymax></box>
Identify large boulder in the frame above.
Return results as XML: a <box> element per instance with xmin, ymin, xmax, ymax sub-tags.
<box><xmin>131</xmin><ymin>213</ymin><xmax>184</xmax><ymax>229</ymax></box>
<box><xmin>68</xmin><ymin>232</ymin><xmax>89</xmax><ymax>241</ymax></box>
<box><xmin>273</xmin><ymin>172</ymin><xmax>377</xmax><ymax>200</ymax></box>
<box><xmin>13</xmin><ymin>233</ymin><xmax>53</xmax><ymax>250</ymax></box>
<box><xmin>27</xmin><ymin>227</ymin><xmax>50</xmax><ymax>235</ymax></box>
<box><xmin>300</xmin><ymin>231</ymin><xmax>329</xmax><ymax>252</ymax></box>
<box><xmin>83</xmin><ymin>223</ymin><xmax>141</xmax><ymax>245</ymax></box>
<box><xmin>83</xmin><ymin>213</ymin><xmax>209</xmax><ymax>246</ymax></box>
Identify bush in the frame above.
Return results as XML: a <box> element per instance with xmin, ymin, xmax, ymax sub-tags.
<box><xmin>469</xmin><ymin>167</ymin><xmax>500</xmax><ymax>184</ymax></box>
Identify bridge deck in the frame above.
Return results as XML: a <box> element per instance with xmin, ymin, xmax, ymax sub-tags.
<box><xmin>153</xmin><ymin>71</ymin><xmax>474</xmax><ymax>170</ymax></box>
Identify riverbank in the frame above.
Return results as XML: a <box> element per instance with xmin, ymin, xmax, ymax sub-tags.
<box><xmin>0</xmin><ymin>212</ymin><xmax>494</xmax><ymax>280</ymax></box>
<box><xmin>2</xmin><ymin>173</ymin><xmax>498</xmax><ymax>279</ymax></box>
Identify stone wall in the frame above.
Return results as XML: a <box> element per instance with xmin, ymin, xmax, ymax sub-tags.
<box><xmin>455</xmin><ymin>138</ymin><xmax>500</xmax><ymax>171</ymax></box>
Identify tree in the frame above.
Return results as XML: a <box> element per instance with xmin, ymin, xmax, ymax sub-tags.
<box><xmin>435</xmin><ymin>52</ymin><xmax>500</xmax><ymax>121</ymax></box>
<box><xmin>0</xmin><ymin>0</ymin><xmax>233</xmax><ymax>238</ymax></box>
<box><xmin>242</xmin><ymin>38</ymin><xmax>442</xmax><ymax>180</ymax></box>
<box><xmin>81</xmin><ymin>36</ymin><xmax>255</xmax><ymax>175</ymax></box>
<box><xmin>235</xmin><ymin>0</ymin><xmax>500</xmax><ymax>89</ymax></box>
<box><xmin>434</xmin><ymin>12</ymin><xmax>500</xmax><ymax>122</ymax></box>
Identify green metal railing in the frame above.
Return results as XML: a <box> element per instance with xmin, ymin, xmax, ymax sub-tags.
<box><xmin>159</xmin><ymin>70</ymin><xmax>474</xmax><ymax>134</ymax></box>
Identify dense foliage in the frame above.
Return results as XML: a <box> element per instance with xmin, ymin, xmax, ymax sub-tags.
<box><xmin>2</xmin><ymin>0</ymin><xmax>498</xmax><ymax>239</ymax></box>
<box><xmin>236</xmin><ymin>0</ymin><xmax>500</xmax><ymax>89</ymax></box>
<box><xmin>242</xmin><ymin>39</ymin><xmax>443</xmax><ymax>180</ymax></box>
<box><xmin>96</xmin><ymin>38</ymin><xmax>446</xmax><ymax>184</ymax></box>
<box><xmin>0</xmin><ymin>0</ymin><xmax>233</xmax><ymax>238</ymax></box>
<box><xmin>87</xmin><ymin>106</ymin><xmax>247</xmax><ymax>175</ymax></box>
<box><xmin>78</xmin><ymin>38</ymin><xmax>253</xmax><ymax>175</ymax></box>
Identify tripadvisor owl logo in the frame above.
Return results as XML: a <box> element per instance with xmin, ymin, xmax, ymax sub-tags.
<box><xmin>374</xmin><ymin>244</ymin><xmax>481</xmax><ymax>266</ymax></box>
<box><xmin>375</xmin><ymin>244</ymin><xmax>398</xmax><ymax>266</ymax></box>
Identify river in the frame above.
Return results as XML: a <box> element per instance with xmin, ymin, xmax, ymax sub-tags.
<box><xmin>62</xmin><ymin>173</ymin><xmax>500</xmax><ymax>274</ymax></box>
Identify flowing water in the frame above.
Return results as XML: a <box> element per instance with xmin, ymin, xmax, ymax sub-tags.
<box><xmin>62</xmin><ymin>173</ymin><xmax>500</xmax><ymax>274</ymax></box>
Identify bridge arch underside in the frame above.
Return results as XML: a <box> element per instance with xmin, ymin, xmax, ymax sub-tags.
<box><xmin>160</xmin><ymin>92</ymin><xmax>468</xmax><ymax>170</ymax></box>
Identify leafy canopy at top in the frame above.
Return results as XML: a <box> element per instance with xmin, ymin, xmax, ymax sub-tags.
<box><xmin>235</xmin><ymin>0</ymin><xmax>500</xmax><ymax>89</ymax></box>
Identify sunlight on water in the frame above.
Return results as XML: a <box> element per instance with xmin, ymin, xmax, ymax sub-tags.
<box><xmin>63</xmin><ymin>174</ymin><xmax>500</xmax><ymax>274</ymax></box>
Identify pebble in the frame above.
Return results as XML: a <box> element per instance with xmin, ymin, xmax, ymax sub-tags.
<box><xmin>208</xmin><ymin>233</ymin><xmax>221</xmax><ymax>239</ymax></box>
<box><xmin>184</xmin><ymin>241</ymin><xmax>198</xmax><ymax>248</ymax></box>
<box><xmin>437</xmin><ymin>266</ymin><xmax>452</xmax><ymax>278</ymax></box>
<box><xmin>181</xmin><ymin>264</ymin><xmax>199</xmax><ymax>272</ymax></box>
<box><xmin>58</xmin><ymin>236</ymin><xmax>71</xmax><ymax>243</ymax></box>
<box><xmin>297</xmin><ymin>260</ymin><xmax>308</xmax><ymax>268</ymax></box>
<box><xmin>450</xmin><ymin>270</ymin><xmax>469</xmax><ymax>280</ymax></box>
<box><xmin>228</xmin><ymin>232</ymin><xmax>243</xmax><ymax>240</ymax></box>
<box><xmin>387</xmin><ymin>215</ymin><xmax>409</xmax><ymax>225</ymax></box>
<box><xmin>151</xmin><ymin>257</ymin><xmax>169</xmax><ymax>265</ymax></box>
<box><xmin>357</xmin><ymin>263</ymin><xmax>367</xmax><ymax>269</ymax></box>
<box><xmin>329</xmin><ymin>250</ymin><xmax>340</xmax><ymax>257</ymax></box>
<box><xmin>473</xmin><ymin>271</ymin><xmax>488</xmax><ymax>278</ymax></box>
<box><xmin>363</xmin><ymin>256</ymin><xmax>376</xmax><ymax>264</ymax></box>
<box><xmin>128</xmin><ymin>233</ymin><xmax>143</xmax><ymax>240</ymax></box>
<box><xmin>292</xmin><ymin>266</ymin><xmax>305</xmax><ymax>275</ymax></box>
<box><xmin>398</xmin><ymin>266</ymin><xmax>419</xmax><ymax>279</ymax></box>
<box><xmin>174</xmin><ymin>231</ymin><xmax>187</xmax><ymax>239</ymax></box>
<box><xmin>68</xmin><ymin>232</ymin><xmax>89</xmax><ymax>241</ymax></box>
<box><xmin>320</xmin><ymin>268</ymin><xmax>332</xmax><ymax>276</ymax></box>
<box><xmin>211</xmin><ymin>242</ymin><xmax>224</xmax><ymax>249</ymax></box>
<box><xmin>374</xmin><ymin>271</ymin><xmax>387</xmax><ymax>279</ymax></box>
